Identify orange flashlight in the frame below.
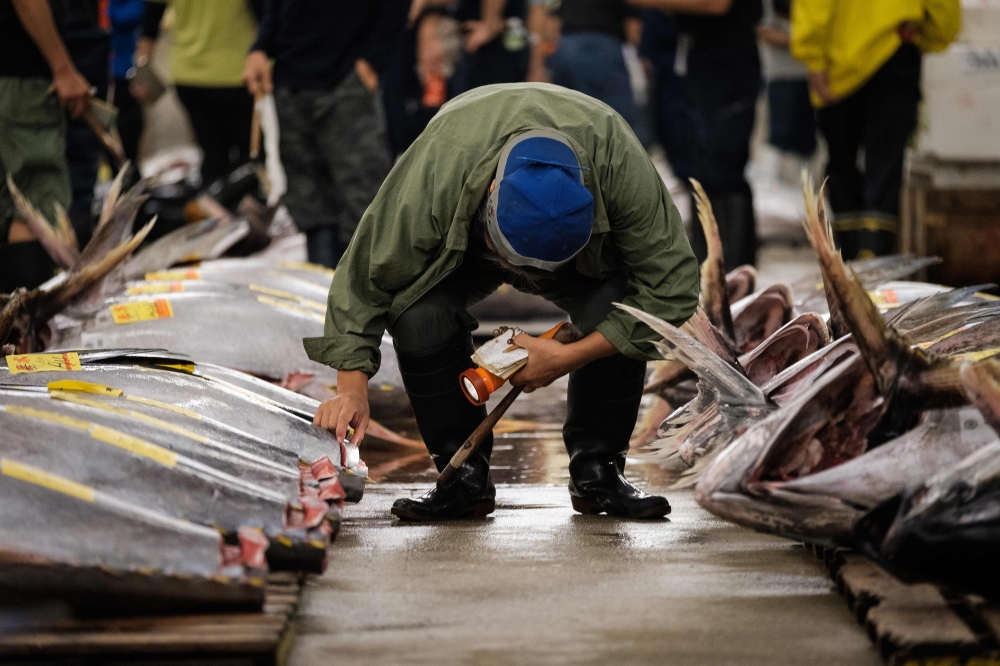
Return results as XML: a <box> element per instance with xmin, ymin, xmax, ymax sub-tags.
<box><xmin>459</xmin><ymin>322</ymin><xmax>573</xmax><ymax>406</ymax></box>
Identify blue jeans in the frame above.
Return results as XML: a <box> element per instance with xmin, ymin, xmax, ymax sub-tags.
<box><xmin>547</xmin><ymin>32</ymin><xmax>649</xmax><ymax>145</ymax></box>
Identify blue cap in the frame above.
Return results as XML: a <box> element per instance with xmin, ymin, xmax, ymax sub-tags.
<box><xmin>486</xmin><ymin>130</ymin><xmax>594</xmax><ymax>271</ymax></box>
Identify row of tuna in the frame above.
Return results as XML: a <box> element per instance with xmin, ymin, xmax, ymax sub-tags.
<box><xmin>0</xmin><ymin>170</ymin><xmax>408</xmax><ymax>614</ymax></box>
<box><xmin>624</xmin><ymin>177</ymin><xmax>1000</xmax><ymax>599</ymax></box>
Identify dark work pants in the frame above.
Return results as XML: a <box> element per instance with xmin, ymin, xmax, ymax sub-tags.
<box><xmin>817</xmin><ymin>44</ymin><xmax>921</xmax><ymax>259</ymax></box>
<box><xmin>452</xmin><ymin>36</ymin><xmax>530</xmax><ymax>94</ymax></box>
<box><xmin>113</xmin><ymin>77</ymin><xmax>144</xmax><ymax>164</ymax></box>
<box><xmin>768</xmin><ymin>79</ymin><xmax>817</xmax><ymax>157</ymax></box>
<box><xmin>388</xmin><ymin>243</ymin><xmax>646</xmax><ymax>470</ymax></box>
<box><xmin>655</xmin><ymin>41</ymin><xmax>761</xmax><ymax>270</ymax></box>
<box><xmin>275</xmin><ymin>72</ymin><xmax>393</xmax><ymax>268</ymax></box>
<box><xmin>175</xmin><ymin>85</ymin><xmax>255</xmax><ymax>187</ymax></box>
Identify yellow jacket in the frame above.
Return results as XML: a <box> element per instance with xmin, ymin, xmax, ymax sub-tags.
<box><xmin>791</xmin><ymin>0</ymin><xmax>961</xmax><ymax>106</ymax></box>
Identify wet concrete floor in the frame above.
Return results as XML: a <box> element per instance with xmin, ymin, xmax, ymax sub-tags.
<box><xmin>291</xmin><ymin>378</ymin><xmax>881</xmax><ymax>666</ymax></box>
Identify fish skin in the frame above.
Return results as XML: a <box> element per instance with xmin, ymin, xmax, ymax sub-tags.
<box><xmin>0</xmin><ymin>456</ymin><xmax>263</xmax><ymax>612</ymax></box>
<box><xmin>0</xmin><ymin>354</ymin><xmax>351</xmax><ymax>471</ymax></box>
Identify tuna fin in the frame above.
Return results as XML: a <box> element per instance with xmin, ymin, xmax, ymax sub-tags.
<box><xmin>52</xmin><ymin>203</ymin><xmax>78</xmax><ymax>250</ymax></box>
<box><xmin>74</xmin><ymin>173</ymin><xmax>150</xmax><ymax>273</ymax></box>
<box><xmin>683</xmin><ymin>308</ymin><xmax>745</xmax><ymax>372</ymax></box>
<box><xmin>38</xmin><ymin>218</ymin><xmax>156</xmax><ymax>318</ymax></box>
<box><xmin>6</xmin><ymin>175</ymin><xmax>80</xmax><ymax>270</ymax></box>
<box><xmin>617</xmin><ymin>303</ymin><xmax>767</xmax><ymax>405</ymax></box>
<box><xmin>889</xmin><ymin>284</ymin><xmax>998</xmax><ymax>331</ymax></box>
<box><xmin>691</xmin><ymin>179</ymin><xmax>736</xmax><ymax>344</ymax></box>
<box><xmin>801</xmin><ymin>175</ymin><xmax>954</xmax><ymax>401</ymax></box>
<box><xmin>97</xmin><ymin>162</ymin><xmax>129</xmax><ymax>231</ymax></box>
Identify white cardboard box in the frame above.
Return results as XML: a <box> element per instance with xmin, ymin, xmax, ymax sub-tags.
<box><xmin>917</xmin><ymin>0</ymin><xmax>1000</xmax><ymax>161</ymax></box>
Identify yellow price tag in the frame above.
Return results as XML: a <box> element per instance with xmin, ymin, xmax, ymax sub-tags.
<box><xmin>127</xmin><ymin>282</ymin><xmax>185</xmax><ymax>295</ymax></box>
<box><xmin>958</xmin><ymin>348</ymin><xmax>1000</xmax><ymax>362</ymax></box>
<box><xmin>6</xmin><ymin>352</ymin><xmax>82</xmax><ymax>374</ymax></box>
<box><xmin>868</xmin><ymin>290</ymin><xmax>899</xmax><ymax>307</ymax></box>
<box><xmin>110</xmin><ymin>299</ymin><xmax>174</xmax><ymax>325</ymax></box>
<box><xmin>1</xmin><ymin>459</ymin><xmax>95</xmax><ymax>503</ymax></box>
<box><xmin>145</xmin><ymin>270</ymin><xmax>201</xmax><ymax>281</ymax></box>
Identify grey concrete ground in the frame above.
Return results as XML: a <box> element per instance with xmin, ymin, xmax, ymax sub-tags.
<box><xmin>290</xmin><ymin>376</ymin><xmax>880</xmax><ymax>666</ymax></box>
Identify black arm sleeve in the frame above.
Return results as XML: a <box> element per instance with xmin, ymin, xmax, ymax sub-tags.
<box><xmin>359</xmin><ymin>0</ymin><xmax>410</xmax><ymax>75</ymax></box>
<box><xmin>140</xmin><ymin>1</ymin><xmax>167</xmax><ymax>40</ymax></box>
<box><xmin>250</xmin><ymin>0</ymin><xmax>277</xmax><ymax>54</ymax></box>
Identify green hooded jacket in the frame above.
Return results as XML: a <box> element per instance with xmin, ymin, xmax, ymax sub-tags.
<box><xmin>304</xmin><ymin>83</ymin><xmax>700</xmax><ymax>377</ymax></box>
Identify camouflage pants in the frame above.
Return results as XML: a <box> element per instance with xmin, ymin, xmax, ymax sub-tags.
<box><xmin>275</xmin><ymin>72</ymin><xmax>392</xmax><ymax>261</ymax></box>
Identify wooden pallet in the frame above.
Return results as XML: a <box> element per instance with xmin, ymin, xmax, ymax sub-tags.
<box><xmin>0</xmin><ymin>572</ymin><xmax>303</xmax><ymax>665</ymax></box>
<box><xmin>816</xmin><ymin>547</ymin><xmax>1000</xmax><ymax>666</ymax></box>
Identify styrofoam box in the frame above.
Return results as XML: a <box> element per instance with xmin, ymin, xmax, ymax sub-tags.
<box><xmin>917</xmin><ymin>0</ymin><xmax>1000</xmax><ymax>161</ymax></box>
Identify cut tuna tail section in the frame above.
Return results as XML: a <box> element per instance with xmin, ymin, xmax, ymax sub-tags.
<box><xmin>96</xmin><ymin>161</ymin><xmax>130</xmax><ymax>231</ymax></box>
<box><xmin>683</xmin><ymin>308</ymin><xmax>744</xmax><ymax>372</ymax></box>
<box><xmin>691</xmin><ymin>179</ymin><xmax>736</xmax><ymax>344</ymax></box>
<box><xmin>617</xmin><ymin>304</ymin><xmax>767</xmax><ymax>405</ymax></box>
<box><xmin>725</xmin><ymin>265</ymin><xmax>757</xmax><ymax>303</ymax></box>
<box><xmin>800</xmin><ymin>175</ymin><xmax>961</xmax><ymax>405</ymax></box>
<box><xmin>960</xmin><ymin>359</ymin><xmax>1000</xmax><ymax>435</ymax></box>
<box><xmin>6</xmin><ymin>175</ymin><xmax>79</xmax><ymax>269</ymax></box>
<box><xmin>0</xmin><ymin>289</ymin><xmax>26</xmax><ymax>346</ymax></box>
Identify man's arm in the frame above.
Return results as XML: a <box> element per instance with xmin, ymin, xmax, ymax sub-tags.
<box><xmin>245</xmin><ymin>0</ymin><xmax>276</xmax><ymax>95</ymax></box>
<box><xmin>625</xmin><ymin>0</ymin><xmax>732</xmax><ymax>16</ymax></box>
<box><xmin>11</xmin><ymin>0</ymin><xmax>91</xmax><ymax>118</ymax></box>
<box><xmin>509</xmin><ymin>331</ymin><xmax>617</xmax><ymax>393</ymax></box>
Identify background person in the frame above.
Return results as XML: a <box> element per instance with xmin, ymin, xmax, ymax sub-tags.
<box><xmin>109</xmin><ymin>0</ymin><xmax>146</xmax><ymax>164</ymax></box>
<box><xmin>791</xmin><ymin>0</ymin><xmax>961</xmax><ymax>259</ymax></box>
<box><xmin>136</xmin><ymin>0</ymin><xmax>258</xmax><ymax>187</ymax></box>
<box><xmin>632</xmin><ymin>0</ymin><xmax>762</xmax><ymax>271</ymax></box>
<box><xmin>243</xmin><ymin>0</ymin><xmax>408</xmax><ymax>268</ymax></box>
<box><xmin>0</xmin><ymin>0</ymin><xmax>90</xmax><ymax>291</ymax></box>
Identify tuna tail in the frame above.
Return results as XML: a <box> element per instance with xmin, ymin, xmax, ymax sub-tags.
<box><xmin>74</xmin><ymin>168</ymin><xmax>150</xmax><ymax>273</ymax></box>
<box><xmin>617</xmin><ymin>304</ymin><xmax>767</xmax><ymax>405</ymax></box>
<box><xmin>888</xmin><ymin>284</ymin><xmax>998</xmax><ymax>332</ymax></box>
<box><xmin>691</xmin><ymin>179</ymin><xmax>736</xmax><ymax>345</ymax></box>
<box><xmin>801</xmin><ymin>175</ymin><xmax>961</xmax><ymax>405</ymax></box>
<box><xmin>38</xmin><ymin>218</ymin><xmax>156</xmax><ymax>318</ymax></box>
<box><xmin>6</xmin><ymin>175</ymin><xmax>80</xmax><ymax>269</ymax></box>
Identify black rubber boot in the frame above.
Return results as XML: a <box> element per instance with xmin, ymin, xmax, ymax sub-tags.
<box><xmin>564</xmin><ymin>354</ymin><xmax>671</xmax><ymax>519</ymax></box>
<box><xmin>390</xmin><ymin>331</ymin><xmax>495</xmax><ymax>521</ymax></box>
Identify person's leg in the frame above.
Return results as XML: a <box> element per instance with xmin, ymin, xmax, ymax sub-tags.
<box><xmin>523</xmin><ymin>269</ymin><xmax>671</xmax><ymax>518</ymax></box>
<box><xmin>175</xmin><ymin>85</ymin><xmax>229</xmax><ymax>187</ymax></box>
<box><xmin>817</xmin><ymin>80</ymin><xmax>867</xmax><ymax>258</ymax></box>
<box><xmin>768</xmin><ymin>79</ymin><xmax>817</xmax><ymax>157</ymax></box>
<box><xmin>684</xmin><ymin>44</ymin><xmax>761</xmax><ymax>270</ymax></box>
<box><xmin>856</xmin><ymin>44</ymin><xmax>922</xmax><ymax>257</ymax></box>
<box><xmin>315</xmin><ymin>72</ymin><xmax>393</xmax><ymax>265</ymax></box>
<box><xmin>387</xmin><ymin>265</ymin><xmax>504</xmax><ymax>521</ymax></box>
<box><xmin>209</xmin><ymin>86</ymin><xmax>255</xmax><ymax>180</ymax></box>
<box><xmin>113</xmin><ymin>78</ymin><xmax>144</xmax><ymax>164</ymax></box>
<box><xmin>0</xmin><ymin>77</ymin><xmax>69</xmax><ymax>290</ymax></box>
<box><xmin>273</xmin><ymin>87</ymin><xmax>340</xmax><ymax>265</ymax></box>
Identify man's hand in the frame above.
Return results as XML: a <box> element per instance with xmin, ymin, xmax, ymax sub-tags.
<box><xmin>355</xmin><ymin>59</ymin><xmax>379</xmax><ymax>93</ymax></box>
<box><xmin>809</xmin><ymin>70</ymin><xmax>837</xmax><ymax>105</ymax></box>
<box><xmin>509</xmin><ymin>330</ymin><xmax>618</xmax><ymax>393</ymax></box>
<box><xmin>52</xmin><ymin>65</ymin><xmax>91</xmax><ymax>119</ymax></box>
<box><xmin>313</xmin><ymin>369</ymin><xmax>370</xmax><ymax>445</ymax></box>
<box><xmin>463</xmin><ymin>15</ymin><xmax>504</xmax><ymax>52</ymax></box>
<box><xmin>509</xmin><ymin>334</ymin><xmax>574</xmax><ymax>392</ymax></box>
<box><xmin>244</xmin><ymin>50</ymin><xmax>273</xmax><ymax>96</ymax></box>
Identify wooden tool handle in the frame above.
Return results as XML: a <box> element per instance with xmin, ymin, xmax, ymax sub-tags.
<box><xmin>249</xmin><ymin>92</ymin><xmax>264</xmax><ymax>159</ymax></box>
<box><xmin>437</xmin><ymin>385</ymin><xmax>523</xmax><ymax>488</ymax></box>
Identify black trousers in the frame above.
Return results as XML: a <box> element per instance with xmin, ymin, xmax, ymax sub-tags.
<box><xmin>175</xmin><ymin>85</ymin><xmax>255</xmax><ymax>187</ymax></box>
<box><xmin>113</xmin><ymin>78</ymin><xmax>144</xmax><ymax>164</ymax></box>
<box><xmin>817</xmin><ymin>44</ymin><xmax>922</xmax><ymax>259</ymax></box>
<box><xmin>655</xmin><ymin>41</ymin><xmax>761</xmax><ymax>270</ymax></box>
<box><xmin>388</xmin><ymin>239</ymin><xmax>646</xmax><ymax>467</ymax></box>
